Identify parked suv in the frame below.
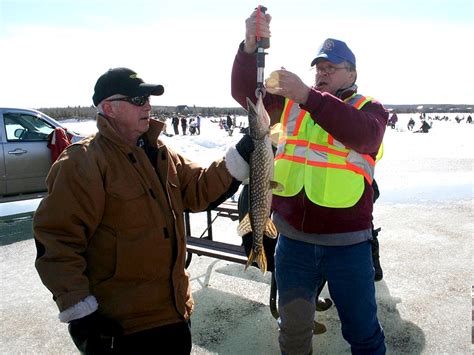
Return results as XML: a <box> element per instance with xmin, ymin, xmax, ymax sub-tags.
<box><xmin>0</xmin><ymin>107</ymin><xmax>84</xmax><ymax>197</ymax></box>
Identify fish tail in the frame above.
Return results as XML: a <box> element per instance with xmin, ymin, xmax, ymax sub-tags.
<box><xmin>245</xmin><ymin>247</ymin><xmax>267</xmax><ymax>275</ymax></box>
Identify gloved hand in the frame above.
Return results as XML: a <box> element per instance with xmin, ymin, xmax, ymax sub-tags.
<box><xmin>68</xmin><ymin>311</ymin><xmax>122</xmax><ymax>354</ymax></box>
<box><xmin>225</xmin><ymin>134</ymin><xmax>255</xmax><ymax>182</ymax></box>
<box><xmin>235</xmin><ymin>134</ymin><xmax>254</xmax><ymax>163</ymax></box>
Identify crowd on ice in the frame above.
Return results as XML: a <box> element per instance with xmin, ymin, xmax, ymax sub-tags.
<box><xmin>155</xmin><ymin>113</ymin><xmax>246</xmax><ymax>137</ymax></box>
<box><xmin>387</xmin><ymin>111</ymin><xmax>472</xmax><ymax>133</ymax></box>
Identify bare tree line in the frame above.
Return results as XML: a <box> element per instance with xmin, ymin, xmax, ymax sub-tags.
<box><xmin>38</xmin><ymin>105</ymin><xmax>247</xmax><ymax>121</ymax></box>
<box><xmin>38</xmin><ymin>103</ymin><xmax>472</xmax><ymax>121</ymax></box>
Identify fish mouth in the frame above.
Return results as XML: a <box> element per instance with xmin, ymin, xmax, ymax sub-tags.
<box><xmin>246</xmin><ymin>96</ymin><xmax>271</xmax><ymax>139</ymax></box>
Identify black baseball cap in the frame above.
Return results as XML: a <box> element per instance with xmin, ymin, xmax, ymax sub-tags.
<box><xmin>93</xmin><ymin>67</ymin><xmax>164</xmax><ymax>106</ymax></box>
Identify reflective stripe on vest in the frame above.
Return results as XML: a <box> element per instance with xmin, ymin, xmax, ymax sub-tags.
<box><xmin>346</xmin><ymin>93</ymin><xmax>384</xmax><ymax>163</ymax></box>
<box><xmin>273</xmin><ymin>94</ymin><xmax>379</xmax><ymax>208</ymax></box>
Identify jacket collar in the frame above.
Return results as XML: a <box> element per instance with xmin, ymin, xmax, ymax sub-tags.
<box><xmin>335</xmin><ymin>84</ymin><xmax>358</xmax><ymax>100</ymax></box>
<box><xmin>96</xmin><ymin>114</ymin><xmax>165</xmax><ymax>149</ymax></box>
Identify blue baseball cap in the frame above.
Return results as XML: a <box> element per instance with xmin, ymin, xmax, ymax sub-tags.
<box><xmin>310</xmin><ymin>38</ymin><xmax>356</xmax><ymax>67</ymax></box>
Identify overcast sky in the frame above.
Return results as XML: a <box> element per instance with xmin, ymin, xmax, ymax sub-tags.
<box><xmin>1</xmin><ymin>0</ymin><xmax>473</xmax><ymax>108</ymax></box>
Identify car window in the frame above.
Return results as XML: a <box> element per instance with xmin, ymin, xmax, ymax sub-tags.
<box><xmin>3</xmin><ymin>112</ymin><xmax>55</xmax><ymax>141</ymax></box>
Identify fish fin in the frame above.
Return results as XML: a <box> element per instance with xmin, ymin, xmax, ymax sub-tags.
<box><xmin>270</xmin><ymin>181</ymin><xmax>285</xmax><ymax>192</ymax></box>
<box><xmin>245</xmin><ymin>247</ymin><xmax>267</xmax><ymax>275</ymax></box>
<box><xmin>265</xmin><ymin>218</ymin><xmax>278</xmax><ymax>239</ymax></box>
<box><xmin>237</xmin><ymin>214</ymin><xmax>253</xmax><ymax>236</ymax></box>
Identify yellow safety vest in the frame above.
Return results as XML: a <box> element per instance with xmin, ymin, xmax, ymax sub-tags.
<box><xmin>273</xmin><ymin>94</ymin><xmax>382</xmax><ymax>208</ymax></box>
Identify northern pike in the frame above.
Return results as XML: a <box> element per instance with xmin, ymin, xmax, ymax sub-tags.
<box><xmin>237</xmin><ymin>96</ymin><xmax>281</xmax><ymax>274</ymax></box>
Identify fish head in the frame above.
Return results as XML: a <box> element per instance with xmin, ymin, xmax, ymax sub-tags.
<box><xmin>246</xmin><ymin>96</ymin><xmax>271</xmax><ymax>140</ymax></box>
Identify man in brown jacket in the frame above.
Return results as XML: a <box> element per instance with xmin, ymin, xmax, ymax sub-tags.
<box><xmin>33</xmin><ymin>67</ymin><xmax>254</xmax><ymax>354</ymax></box>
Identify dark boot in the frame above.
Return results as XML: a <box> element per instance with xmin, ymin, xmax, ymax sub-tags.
<box><xmin>316</xmin><ymin>297</ymin><xmax>333</xmax><ymax>312</ymax></box>
<box><xmin>371</xmin><ymin>228</ymin><xmax>383</xmax><ymax>281</ymax></box>
<box><xmin>313</xmin><ymin>321</ymin><xmax>327</xmax><ymax>335</ymax></box>
<box><xmin>313</xmin><ymin>283</ymin><xmax>331</xmax><ymax>335</ymax></box>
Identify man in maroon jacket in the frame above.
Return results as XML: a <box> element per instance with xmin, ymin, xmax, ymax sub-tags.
<box><xmin>230</xmin><ymin>9</ymin><xmax>388</xmax><ymax>355</ymax></box>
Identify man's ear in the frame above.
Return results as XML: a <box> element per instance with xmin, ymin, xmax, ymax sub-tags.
<box><xmin>102</xmin><ymin>101</ymin><xmax>115</xmax><ymax>117</ymax></box>
<box><xmin>349</xmin><ymin>70</ymin><xmax>357</xmax><ymax>83</ymax></box>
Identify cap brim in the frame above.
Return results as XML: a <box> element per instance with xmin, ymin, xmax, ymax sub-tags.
<box><xmin>310</xmin><ymin>53</ymin><xmax>345</xmax><ymax>67</ymax></box>
<box><xmin>138</xmin><ymin>83</ymin><xmax>164</xmax><ymax>96</ymax></box>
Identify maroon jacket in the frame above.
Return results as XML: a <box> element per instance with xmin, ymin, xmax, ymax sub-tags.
<box><xmin>231</xmin><ymin>45</ymin><xmax>388</xmax><ymax>234</ymax></box>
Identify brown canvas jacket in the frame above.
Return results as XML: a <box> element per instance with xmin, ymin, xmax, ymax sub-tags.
<box><xmin>34</xmin><ymin>114</ymin><xmax>234</xmax><ymax>334</ymax></box>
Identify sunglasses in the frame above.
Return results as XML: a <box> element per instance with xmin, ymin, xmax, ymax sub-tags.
<box><xmin>107</xmin><ymin>96</ymin><xmax>150</xmax><ymax>106</ymax></box>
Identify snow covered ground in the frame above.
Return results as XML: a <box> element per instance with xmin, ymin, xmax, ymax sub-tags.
<box><xmin>0</xmin><ymin>112</ymin><xmax>473</xmax><ymax>354</ymax></box>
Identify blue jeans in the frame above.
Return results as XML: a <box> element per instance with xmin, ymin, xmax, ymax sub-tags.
<box><xmin>275</xmin><ymin>235</ymin><xmax>385</xmax><ymax>355</ymax></box>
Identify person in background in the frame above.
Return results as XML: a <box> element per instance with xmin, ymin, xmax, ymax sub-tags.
<box><xmin>195</xmin><ymin>114</ymin><xmax>201</xmax><ymax>135</ymax></box>
<box><xmin>226</xmin><ymin>113</ymin><xmax>233</xmax><ymax>130</ymax></box>
<box><xmin>180</xmin><ymin>115</ymin><xmax>188</xmax><ymax>135</ymax></box>
<box><xmin>188</xmin><ymin>117</ymin><xmax>198</xmax><ymax>135</ymax></box>
<box><xmin>33</xmin><ymin>67</ymin><xmax>254</xmax><ymax>355</ymax></box>
<box><xmin>231</xmin><ymin>10</ymin><xmax>387</xmax><ymax>354</ymax></box>
<box><xmin>225</xmin><ymin>113</ymin><xmax>234</xmax><ymax>136</ymax></box>
<box><xmin>388</xmin><ymin>111</ymin><xmax>398</xmax><ymax>129</ymax></box>
<box><xmin>172</xmin><ymin>114</ymin><xmax>180</xmax><ymax>135</ymax></box>
<box><xmin>414</xmin><ymin>118</ymin><xmax>431</xmax><ymax>133</ymax></box>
